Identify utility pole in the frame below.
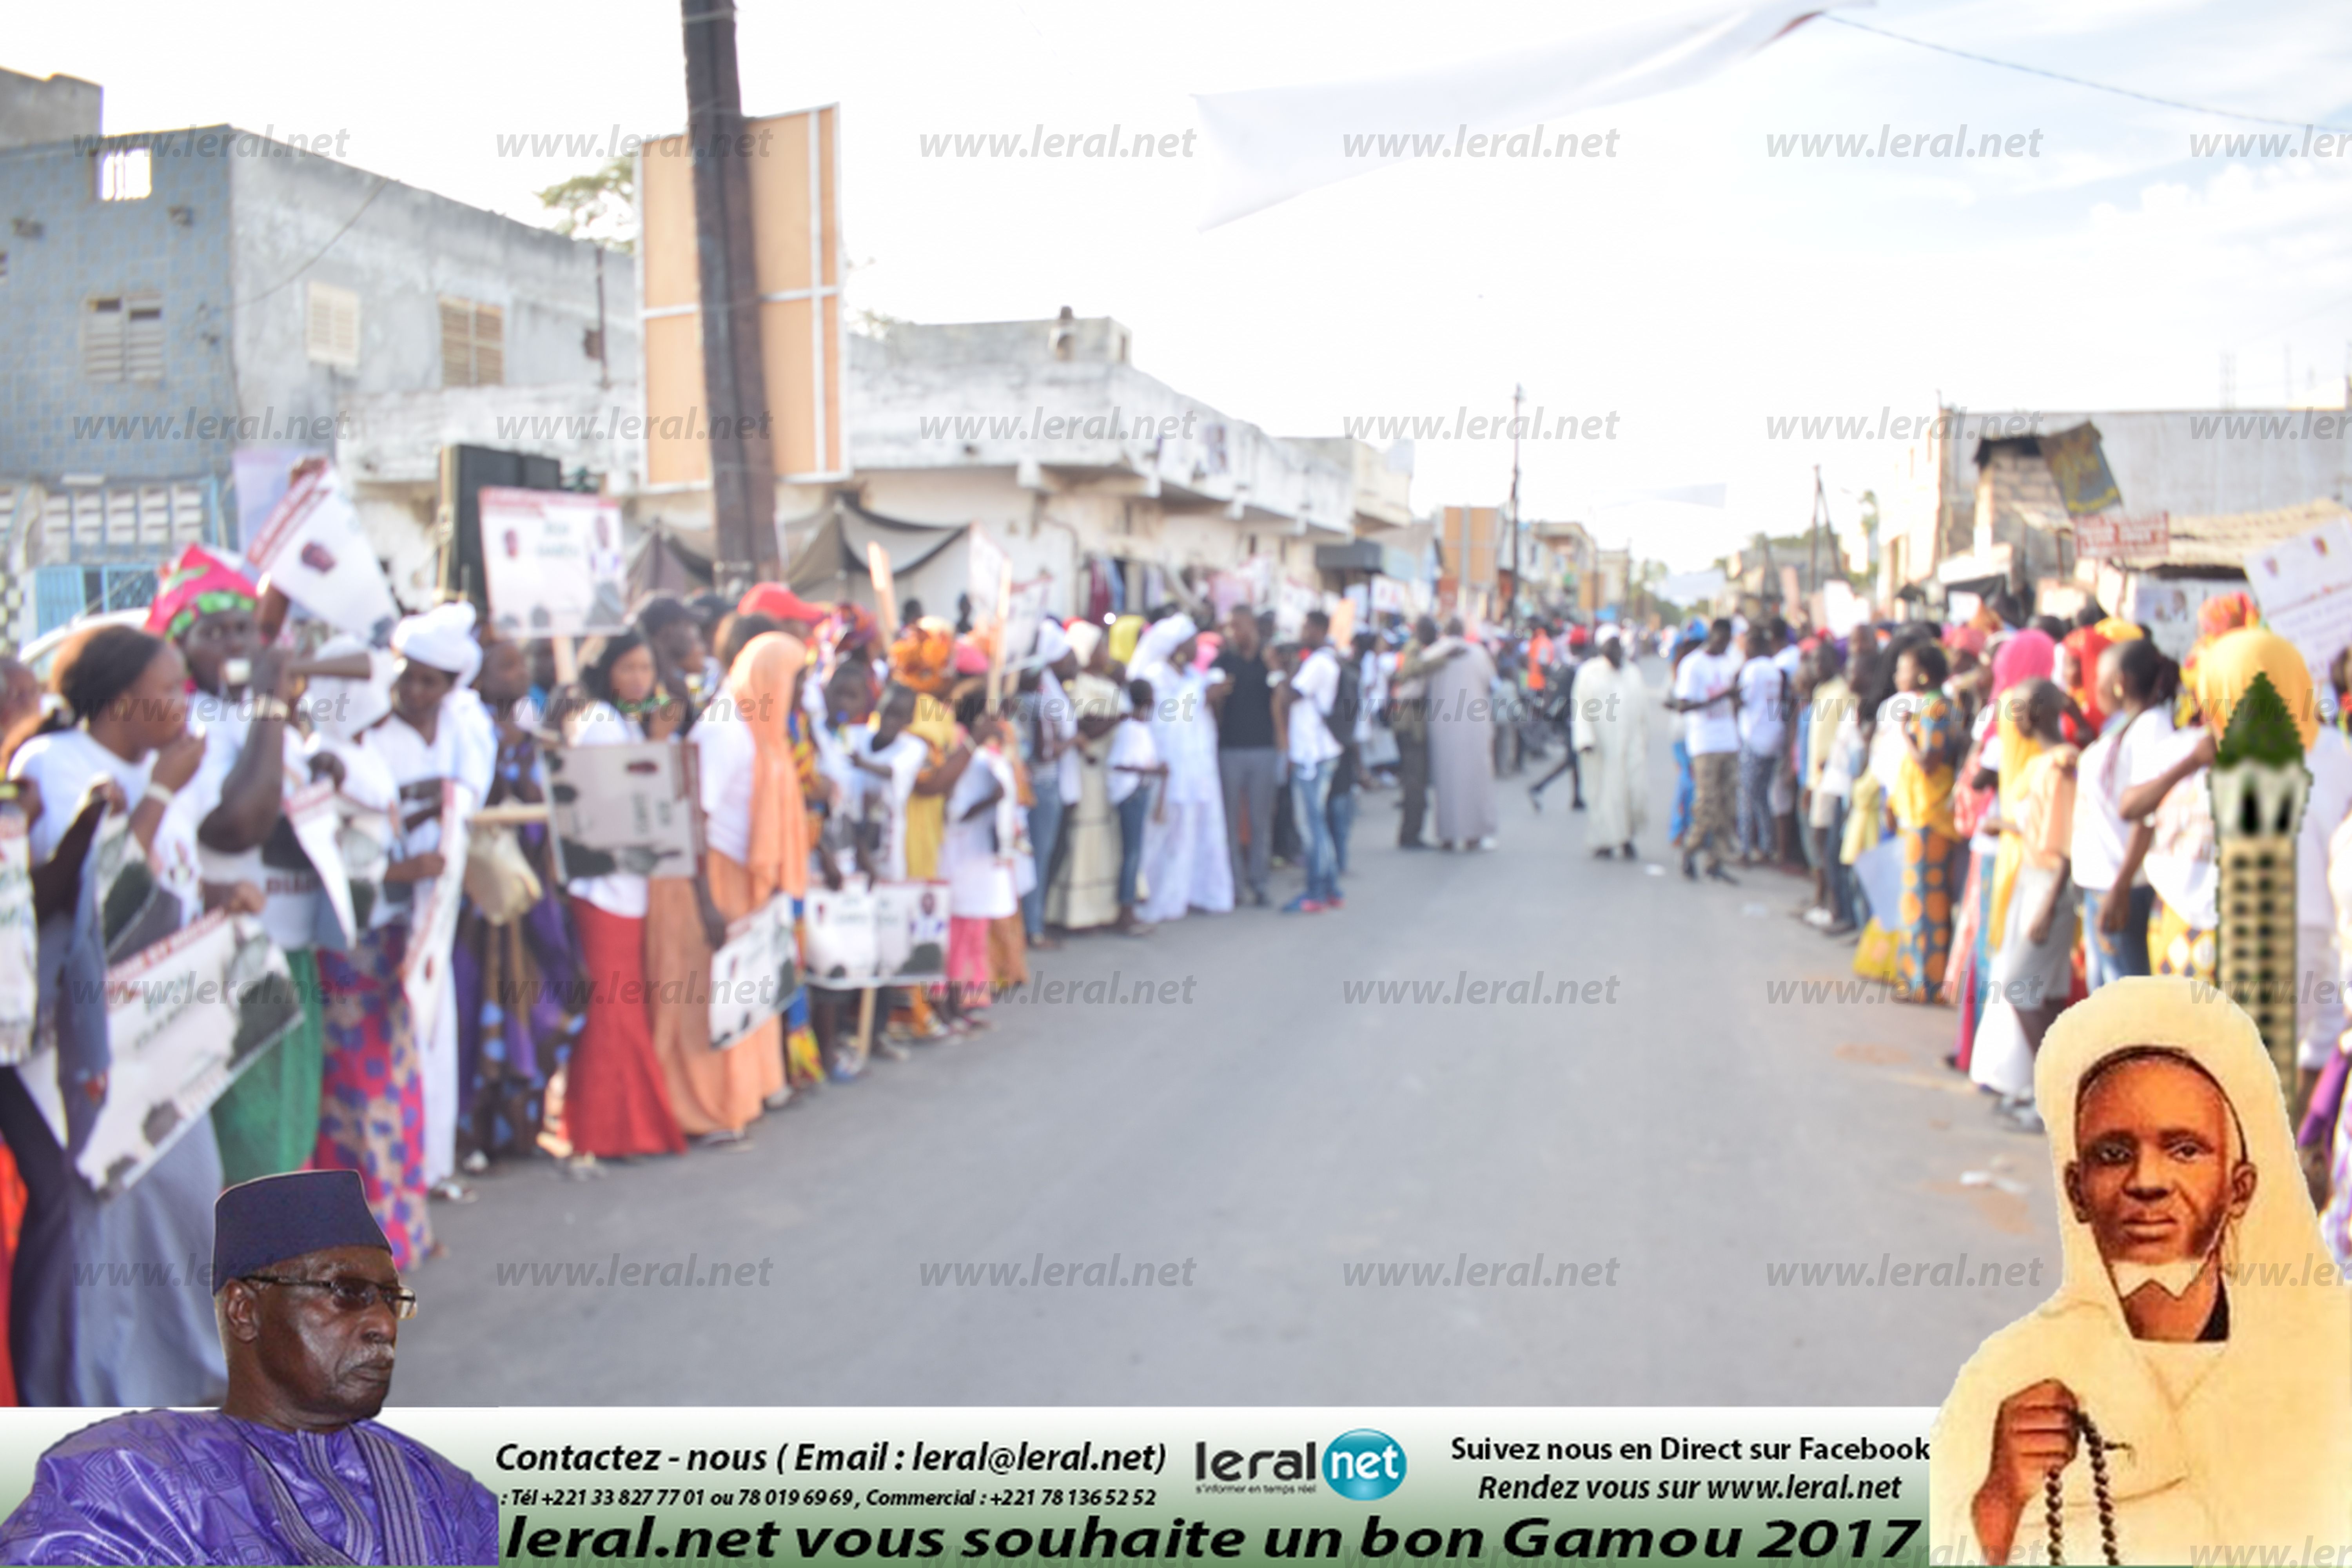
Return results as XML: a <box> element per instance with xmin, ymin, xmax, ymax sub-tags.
<box><xmin>1508</xmin><ymin>383</ymin><xmax>1523</xmax><ymax>631</ymax></box>
<box><xmin>1806</xmin><ymin>464</ymin><xmax>1825</xmax><ymax>623</ymax></box>
<box><xmin>681</xmin><ymin>0</ymin><xmax>781</xmax><ymax>595</ymax></box>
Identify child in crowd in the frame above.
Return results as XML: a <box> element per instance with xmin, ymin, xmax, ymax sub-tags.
<box><xmin>942</xmin><ymin>690</ymin><xmax>1017</xmax><ymax>1033</ymax></box>
<box><xmin>1109</xmin><ymin>678</ymin><xmax>1167</xmax><ymax>935</ymax></box>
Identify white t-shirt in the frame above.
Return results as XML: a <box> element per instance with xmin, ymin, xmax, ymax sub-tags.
<box><xmin>1285</xmin><ymin>647</ymin><xmax>1343</xmax><ymax>768</ymax></box>
<box><xmin>2141</xmin><ymin>725</ymin><xmax>2217</xmax><ymax>929</ymax></box>
<box><xmin>943</xmin><ymin>749</ymin><xmax>1016</xmax><ymax>920</ymax></box>
<box><xmin>1673</xmin><ymin>649</ymin><xmax>1742</xmax><ymax>756</ymax></box>
<box><xmin>2071</xmin><ymin>706</ymin><xmax>2176</xmax><ymax>892</ymax></box>
<box><xmin>2300</xmin><ymin>726</ymin><xmax>2352</xmax><ymax>928</ymax></box>
<box><xmin>1737</xmin><ymin>656</ymin><xmax>1788</xmax><ymax>756</ymax></box>
<box><xmin>559</xmin><ymin>703</ymin><xmax>650</xmax><ymax>919</ymax></box>
<box><xmin>11</xmin><ymin>729</ymin><xmax>203</xmax><ymax>930</ymax></box>
<box><xmin>187</xmin><ymin>695</ymin><xmax>322</xmax><ymax>951</ymax></box>
<box><xmin>1108</xmin><ymin>718</ymin><xmax>1160</xmax><ymax>806</ymax></box>
<box><xmin>851</xmin><ymin>728</ymin><xmax>927</xmax><ymax>882</ymax></box>
<box><xmin>693</xmin><ymin>704</ymin><xmax>755</xmax><ymax>866</ymax></box>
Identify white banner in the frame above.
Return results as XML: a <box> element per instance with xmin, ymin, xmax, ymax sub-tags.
<box><xmin>708</xmin><ymin>896</ymin><xmax>800</xmax><ymax>1051</ymax></box>
<box><xmin>806</xmin><ymin>880</ymin><xmax>950</xmax><ymax>989</ymax></box>
<box><xmin>243</xmin><ymin>461</ymin><xmax>402</xmax><ymax>645</ymax></box>
<box><xmin>22</xmin><ymin>911</ymin><xmax>301</xmax><ymax>1195</ymax></box>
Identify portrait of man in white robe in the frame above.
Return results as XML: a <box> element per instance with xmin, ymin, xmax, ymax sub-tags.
<box><xmin>1930</xmin><ymin>977</ymin><xmax>2352</xmax><ymax>1564</ymax></box>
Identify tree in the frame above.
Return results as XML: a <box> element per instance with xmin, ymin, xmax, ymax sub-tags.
<box><xmin>536</xmin><ymin>157</ymin><xmax>635</xmax><ymax>251</ymax></box>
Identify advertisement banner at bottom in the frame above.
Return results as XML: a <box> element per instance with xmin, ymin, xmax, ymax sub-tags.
<box><xmin>0</xmin><ymin>1408</ymin><xmax>1932</xmax><ymax>1565</ymax></box>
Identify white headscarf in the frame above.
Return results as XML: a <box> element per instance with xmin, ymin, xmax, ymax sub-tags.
<box><xmin>1029</xmin><ymin>619</ymin><xmax>1071</xmax><ymax>669</ymax></box>
<box><xmin>1132</xmin><ymin>613</ymin><xmax>1198</xmax><ymax>675</ymax></box>
<box><xmin>1930</xmin><ymin>977</ymin><xmax>2352</xmax><ymax>1561</ymax></box>
<box><xmin>1065</xmin><ymin>620</ymin><xmax>1105</xmax><ymax>668</ymax></box>
<box><xmin>391</xmin><ymin>601</ymin><xmax>482</xmax><ymax>688</ymax></box>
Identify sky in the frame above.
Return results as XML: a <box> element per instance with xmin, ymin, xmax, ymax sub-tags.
<box><xmin>12</xmin><ymin>0</ymin><xmax>2352</xmax><ymax>570</ymax></box>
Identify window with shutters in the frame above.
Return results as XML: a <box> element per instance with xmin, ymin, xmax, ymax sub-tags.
<box><xmin>439</xmin><ymin>297</ymin><xmax>504</xmax><ymax>387</ymax></box>
<box><xmin>306</xmin><ymin>282</ymin><xmax>360</xmax><ymax>369</ymax></box>
<box><xmin>84</xmin><ymin>293</ymin><xmax>164</xmax><ymax>383</ymax></box>
<box><xmin>96</xmin><ymin>148</ymin><xmax>152</xmax><ymax>202</ymax></box>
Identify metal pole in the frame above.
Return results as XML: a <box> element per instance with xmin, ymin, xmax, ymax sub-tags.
<box><xmin>681</xmin><ymin>0</ymin><xmax>780</xmax><ymax>595</ymax></box>
<box><xmin>1508</xmin><ymin>383</ymin><xmax>1523</xmax><ymax>630</ymax></box>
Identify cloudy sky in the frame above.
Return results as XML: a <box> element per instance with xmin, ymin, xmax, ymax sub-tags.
<box><xmin>14</xmin><ymin>0</ymin><xmax>2351</xmax><ymax>568</ymax></box>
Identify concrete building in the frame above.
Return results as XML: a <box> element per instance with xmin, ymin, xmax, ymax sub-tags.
<box><xmin>0</xmin><ymin>107</ymin><xmax>636</xmax><ymax>638</ymax></box>
<box><xmin>746</xmin><ymin>314</ymin><xmax>1360</xmax><ymax>629</ymax></box>
<box><xmin>0</xmin><ymin>68</ymin><xmax>98</xmax><ymax>152</ymax></box>
<box><xmin>1876</xmin><ymin>405</ymin><xmax>2352</xmax><ymax>613</ymax></box>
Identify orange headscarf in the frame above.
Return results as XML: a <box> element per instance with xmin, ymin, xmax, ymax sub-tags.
<box><xmin>729</xmin><ymin>631</ymin><xmax>809</xmax><ymax>902</ymax></box>
<box><xmin>889</xmin><ymin>617</ymin><xmax>956</xmax><ymax>697</ymax></box>
<box><xmin>2062</xmin><ymin>624</ymin><xmax>2112</xmax><ymax>733</ymax></box>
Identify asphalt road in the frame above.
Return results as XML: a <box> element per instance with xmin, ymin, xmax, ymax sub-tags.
<box><xmin>392</xmin><ymin>662</ymin><xmax>2054</xmax><ymax>1408</ymax></box>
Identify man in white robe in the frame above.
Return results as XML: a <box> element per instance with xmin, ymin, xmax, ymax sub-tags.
<box><xmin>1571</xmin><ymin>630</ymin><xmax>1648</xmax><ymax>858</ymax></box>
<box><xmin>1135</xmin><ymin>614</ymin><xmax>1235</xmax><ymax>922</ymax></box>
<box><xmin>1931</xmin><ymin>977</ymin><xmax>2352</xmax><ymax>1564</ymax></box>
<box><xmin>1426</xmin><ymin>619</ymin><xmax>1500</xmax><ymax>849</ymax></box>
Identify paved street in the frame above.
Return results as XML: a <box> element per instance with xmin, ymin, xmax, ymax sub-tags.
<box><xmin>395</xmin><ymin>667</ymin><xmax>2054</xmax><ymax>1408</ymax></box>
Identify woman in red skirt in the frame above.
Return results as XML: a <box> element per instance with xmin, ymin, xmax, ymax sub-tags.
<box><xmin>559</xmin><ymin>632</ymin><xmax>687</xmax><ymax>1163</ymax></box>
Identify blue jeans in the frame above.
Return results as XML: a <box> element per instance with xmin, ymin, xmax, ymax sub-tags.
<box><xmin>1116</xmin><ymin>786</ymin><xmax>1152</xmax><ymax>908</ymax></box>
<box><xmin>2082</xmin><ymin>884</ymin><xmax>2154</xmax><ymax>990</ymax></box>
<box><xmin>1327</xmin><ymin>784</ymin><xmax>1357</xmax><ymax>877</ymax></box>
<box><xmin>1736</xmin><ymin>748</ymin><xmax>1776</xmax><ymax>859</ymax></box>
<box><xmin>1022</xmin><ymin>771</ymin><xmax>1065</xmax><ymax>938</ymax></box>
<box><xmin>1289</xmin><ymin>760</ymin><xmax>1339</xmax><ymax>902</ymax></box>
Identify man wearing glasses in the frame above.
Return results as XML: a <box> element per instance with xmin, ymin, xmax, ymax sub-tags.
<box><xmin>0</xmin><ymin>1170</ymin><xmax>498</xmax><ymax>1565</ymax></box>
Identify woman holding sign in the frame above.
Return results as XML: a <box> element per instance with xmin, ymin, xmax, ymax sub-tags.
<box><xmin>0</xmin><ymin>624</ymin><xmax>230</xmax><ymax>1405</ymax></box>
<box><xmin>678</xmin><ymin>631</ymin><xmax>804</xmax><ymax>1138</ymax></box>
<box><xmin>560</xmin><ymin>632</ymin><xmax>688</xmax><ymax>1163</ymax></box>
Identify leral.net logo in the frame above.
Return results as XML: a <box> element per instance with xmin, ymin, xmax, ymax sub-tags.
<box><xmin>1324</xmin><ymin>1428</ymin><xmax>1407</xmax><ymax>1501</ymax></box>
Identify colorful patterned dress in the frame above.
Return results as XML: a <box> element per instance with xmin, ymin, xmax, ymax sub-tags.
<box><xmin>313</xmin><ymin>924</ymin><xmax>431</xmax><ymax>1268</ymax></box>
<box><xmin>1891</xmin><ymin>693</ymin><xmax>1960</xmax><ymax>1001</ymax></box>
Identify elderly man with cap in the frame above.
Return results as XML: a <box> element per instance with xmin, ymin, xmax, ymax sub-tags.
<box><xmin>0</xmin><ymin>1170</ymin><xmax>499</xmax><ymax>1565</ymax></box>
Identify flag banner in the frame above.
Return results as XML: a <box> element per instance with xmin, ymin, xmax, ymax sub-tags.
<box><xmin>2038</xmin><ymin>422</ymin><xmax>2123</xmax><ymax>518</ymax></box>
<box><xmin>1194</xmin><ymin>2</ymin><xmax>1842</xmax><ymax>228</ymax></box>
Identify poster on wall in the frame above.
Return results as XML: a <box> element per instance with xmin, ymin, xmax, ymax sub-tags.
<box><xmin>479</xmin><ymin>487</ymin><xmax>630</xmax><ymax>639</ymax></box>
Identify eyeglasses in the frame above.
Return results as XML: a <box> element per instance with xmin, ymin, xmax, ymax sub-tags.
<box><xmin>240</xmin><ymin>1274</ymin><xmax>419</xmax><ymax>1320</ymax></box>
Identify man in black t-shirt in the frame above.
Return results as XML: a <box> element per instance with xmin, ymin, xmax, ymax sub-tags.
<box><xmin>1208</xmin><ymin>607</ymin><xmax>1279</xmax><ymax>907</ymax></box>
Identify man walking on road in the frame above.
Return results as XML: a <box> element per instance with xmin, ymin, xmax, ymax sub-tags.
<box><xmin>1390</xmin><ymin>617</ymin><xmax>1451</xmax><ymax>849</ymax></box>
<box><xmin>1210</xmin><ymin>606</ymin><xmax>1280</xmax><ymax>908</ymax></box>
<box><xmin>1672</xmin><ymin>617</ymin><xmax>1744</xmax><ymax>884</ymax></box>
<box><xmin>1274</xmin><ymin>610</ymin><xmax>1345</xmax><ymax>912</ymax></box>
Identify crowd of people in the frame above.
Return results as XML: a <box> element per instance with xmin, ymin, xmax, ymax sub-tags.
<box><xmin>0</xmin><ymin>539</ymin><xmax>1672</xmax><ymax>1408</ymax></box>
<box><xmin>1664</xmin><ymin>591</ymin><xmax>2352</xmax><ymax>1272</ymax></box>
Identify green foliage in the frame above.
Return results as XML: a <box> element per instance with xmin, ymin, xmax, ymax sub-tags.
<box><xmin>535</xmin><ymin>157</ymin><xmax>635</xmax><ymax>251</ymax></box>
<box><xmin>2216</xmin><ymin>671</ymin><xmax>2304</xmax><ymax>768</ymax></box>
